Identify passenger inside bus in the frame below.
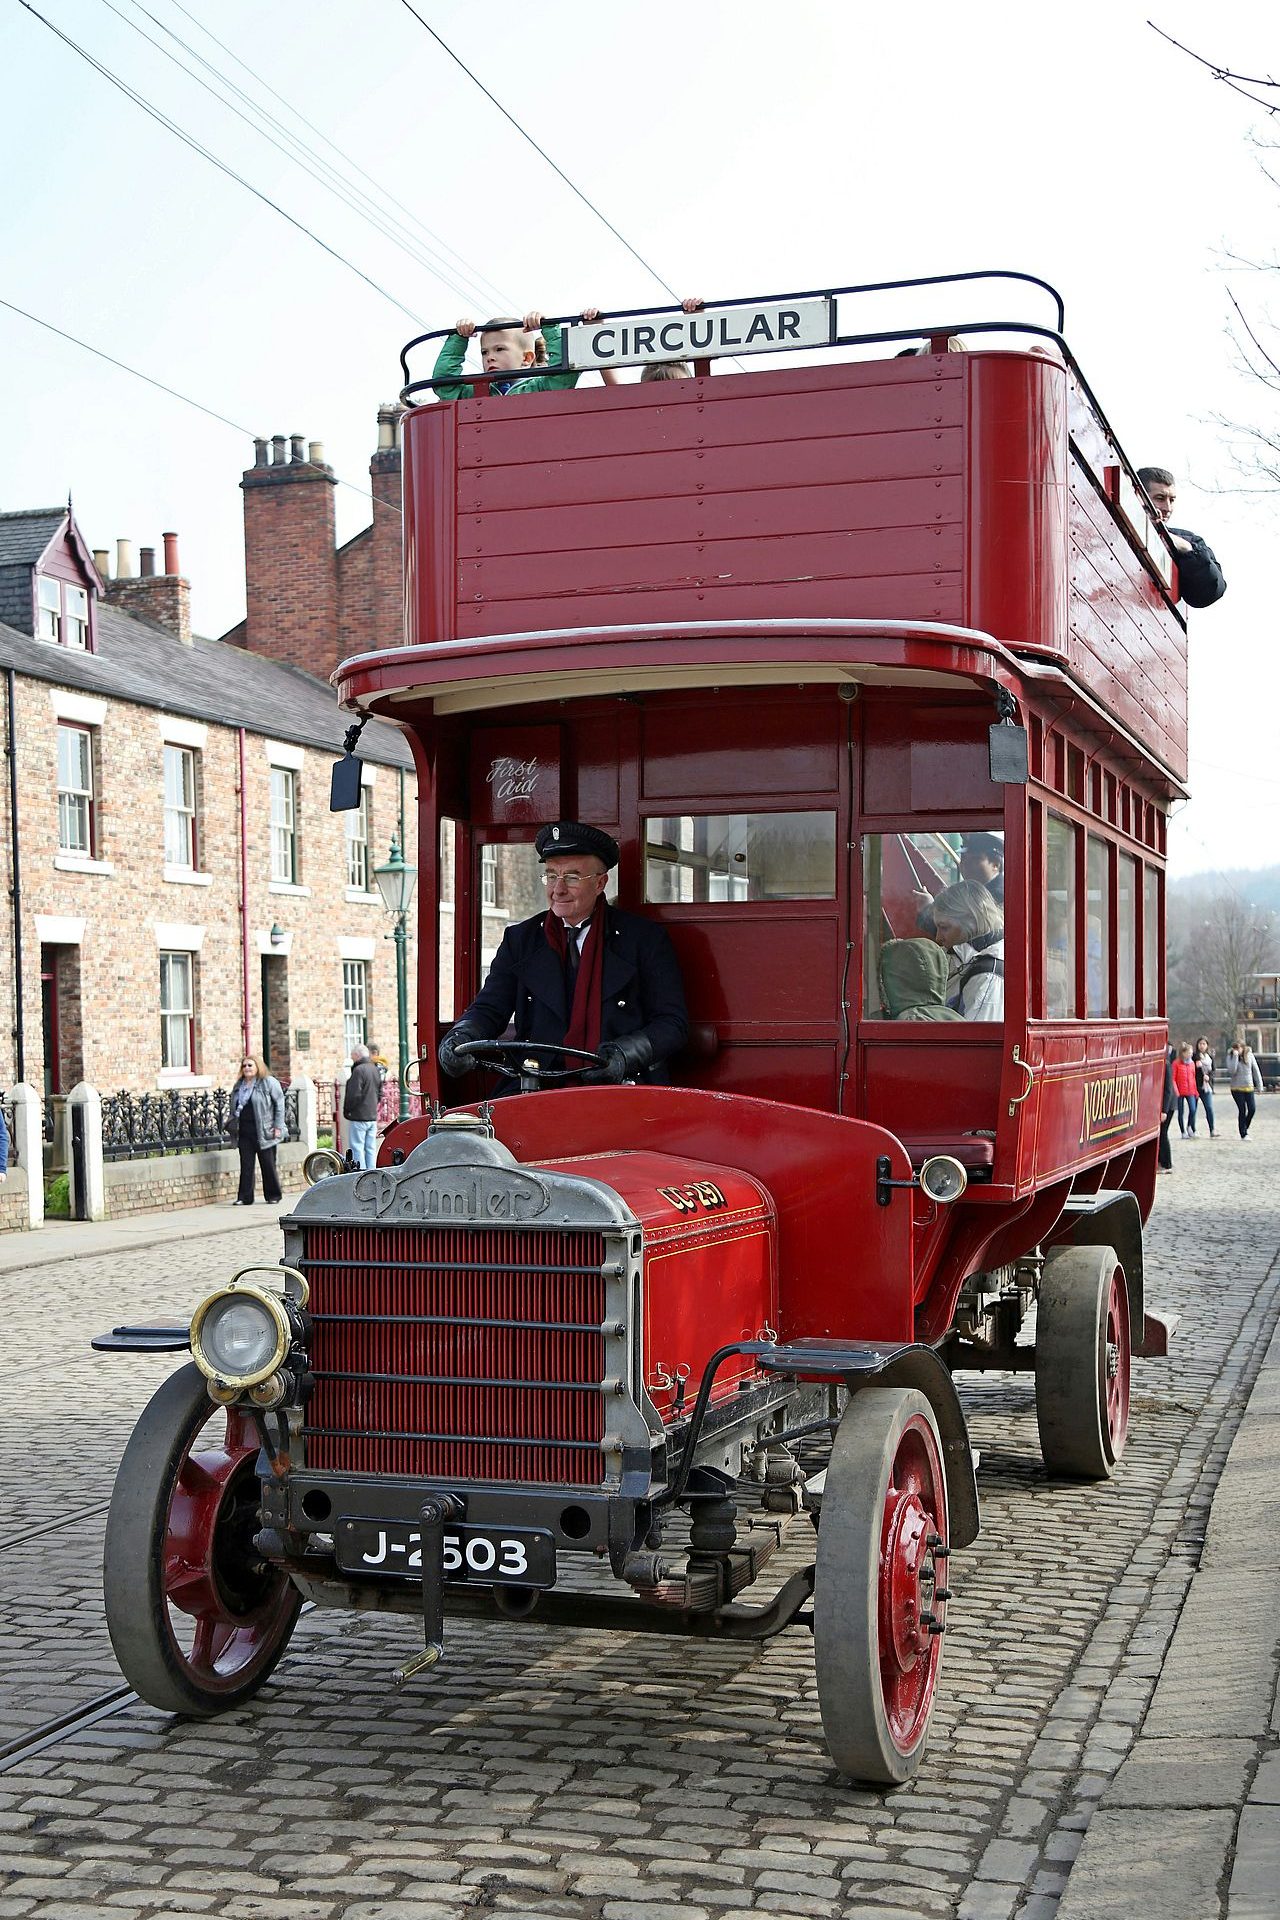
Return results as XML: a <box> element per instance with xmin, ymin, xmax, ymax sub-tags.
<box><xmin>862</xmin><ymin>831</ymin><xmax>1005</xmax><ymax>1023</ymax></box>
<box><xmin>878</xmin><ymin>939</ymin><xmax>963</xmax><ymax>1022</ymax></box>
<box><xmin>928</xmin><ymin>882</ymin><xmax>1005</xmax><ymax>1021</ymax></box>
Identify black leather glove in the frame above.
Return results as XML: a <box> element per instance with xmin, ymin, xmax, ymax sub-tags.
<box><xmin>438</xmin><ymin>1024</ymin><xmax>481</xmax><ymax>1079</ymax></box>
<box><xmin>583</xmin><ymin>1033</ymin><xmax>654</xmax><ymax>1084</ymax></box>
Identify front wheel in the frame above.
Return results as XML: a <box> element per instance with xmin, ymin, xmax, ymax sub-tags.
<box><xmin>103</xmin><ymin>1362</ymin><xmax>302</xmax><ymax>1715</ymax></box>
<box><xmin>1035</xmin><ymin>1244</ymin><xmax>1131</xmax><ymax>1479</ymax></box>
<box><xmin>813</xmin><ymin>1387</ymin><xmax>950</xmax><ymax>1786</ymax></box>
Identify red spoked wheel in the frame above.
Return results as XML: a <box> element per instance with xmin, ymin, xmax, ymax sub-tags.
<box><xmin>1035</xmin><ymin>1244</ymin><xmax>1132</xmax><ymax>1480</ymax></box>
<box><xmin>104</xmin><ymin>1362</ymin><xmax>302</xmax><ymax>1715</ymax></box>
<box><xmin>813</xmin><ymin>1387</ymin><xmax>950</xmax><ymax>1786</ymax></box>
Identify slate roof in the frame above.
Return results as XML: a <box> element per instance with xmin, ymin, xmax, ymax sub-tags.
<box><xmin>0</xmin><ymin>509</ymin><xmax>65</xmax><ymax>569</ymax></box>
<box><xmin>0</xmin><ymin>602</ymin><xmax>414</xmax><ymax>769</ymax></box>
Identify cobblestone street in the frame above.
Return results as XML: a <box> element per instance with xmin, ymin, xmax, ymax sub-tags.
<box><xmin>1</xmin><ymin>1110</ymin><xmax>1278</xmax><ymax>1920</ymax></box>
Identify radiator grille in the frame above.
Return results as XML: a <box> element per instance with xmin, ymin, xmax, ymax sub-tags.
<box><xmin>299</xmin><ymin>1222</ymin><xmax>608</xmax><ymax>1484</ymax></box>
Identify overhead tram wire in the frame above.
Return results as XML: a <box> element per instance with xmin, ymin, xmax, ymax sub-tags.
<box><xmin>101</xmin><ymin>0</ymin><xmax>512</xmax><ymax>318</ymax></box>
<box><xmin>16</xmin><ymin>0</ymin><xmax>428</xmax><ymax>327</ymax></box>
<box><xmin>160</xmin><ymin>0</ymin><xmax>515</xmax><ymax>317</ymax></box>
<box><xmin>0</xmin><ymin>295</ymin><xmax>403</xmax><ymax>523</ymax></box>
<box><xmin>394</xmin><ymin>0</ymin><xmax>680</xmax><ymax>303</ymax></box>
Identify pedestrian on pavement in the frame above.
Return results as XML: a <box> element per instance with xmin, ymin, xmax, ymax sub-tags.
<box><xmin>1227</xmin><ymin>1044</ymin><xmax>1264</xmax><ymax>1139</ymax></box>
<box><xmin>1194</xmin><ymin>1037</ymin><xmax>1217</xmax><ymax>1139</ymax></box>
<box><xmin>229</xmin><ymin>1054</ymin><xmax>285</xmax><ymax>1204</ymax></box>
<box><xmin>0</xmin><ymin>1097</ymin><xmax>8</xmax><ymax>1183</ymax></box>
<box><xmin>1172</xmin><ymin>1043</ymin><xmax>1199</xmax><ymax>1136</ymax></box>
<box><xmin>1158</xmin><ymin>1045</ymin><xmax>1177</xmax><ymax>1173</ymax></box>
<box><xmin>343</xmin><ymin>1043</ymin><xmax>382</xmax><ymax>1171</ymax></box>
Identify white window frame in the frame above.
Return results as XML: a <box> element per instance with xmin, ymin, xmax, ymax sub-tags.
<box><xmin>342</xmin><ymin>959</ymin><xmax>369</xmax><ymax>1057</ymax></box>
<box><xmin>481</xmin><ymin>843</ymin><xmax>498</xmax><ymax>907</ymax></box>
<box><xmin>270</xmin><ymin>766</ymin><xmax>298</xmax><ymax>884</ymax></box>
<box><xmin>346</xmin><ymin>785</ymin><xmax>372</xmax><ymax>892</ymax></box>
<box><xmin>163</xmin><ymin>744</ymin><xmax>198</xmax><ymax>870</ymax></box>
<box><xmin>36</xmin><ymin>575</ymin><xmax>62</xmax><ymax>644</ymax></box>
<box><xmin>159</xmin><ymin>949</ymin><xmax>195</xmax><ymax>1072</ymax></box>
<box><xmin>63</xmin><ymin>583</ymin><xmax>89</xmax><ymax>650</ymax></box>
<box><xmin>56</xmin><ymin>725</ymin><xmax>94</xmax><ymax>855</ymax></box>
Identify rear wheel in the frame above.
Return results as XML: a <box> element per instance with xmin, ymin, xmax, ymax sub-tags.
<box><xmin>813</xmin><ymin>1387</ymin><xmax>950</xmax><ymax>1786</ymax></box>
<box><xmin>1035</xmin><ymin>1244</ymin><xmax>1131</xmax><ymax>1479</ymax></box>
<box><xmin>104</xmin><ymin>1362</ymin><xmax>302</xmax><ymax>1715</ymax></box>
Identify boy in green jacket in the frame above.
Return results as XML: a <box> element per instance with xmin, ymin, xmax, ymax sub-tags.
<box><xmin>432</xmin><ymin>309</ymin><xmax>581</xmax><ymax>400</ymax></box>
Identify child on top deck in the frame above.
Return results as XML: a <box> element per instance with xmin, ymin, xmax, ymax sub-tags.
<box><xmin>432</xmin><ymin>310</ymin><xmax>581</xmax><ymax>400</ymax></box>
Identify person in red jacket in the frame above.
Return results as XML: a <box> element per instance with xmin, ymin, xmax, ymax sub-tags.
<box><xmin>1172</xmin><ymin>1043</ymin><xmax>1199</xmax><ymax>1137</ymax></box>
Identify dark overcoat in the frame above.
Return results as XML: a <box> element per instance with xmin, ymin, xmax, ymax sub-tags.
<box><xmin>459</xmin><ymin>905</ymin><xmax>688</xmax><ymax>1082</ymax></box>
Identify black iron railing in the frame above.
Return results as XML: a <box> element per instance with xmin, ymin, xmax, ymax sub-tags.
<box><xmin>101</xmin><ymin>1086</ymin><xmax>302</xmax><ymax>1162</ymax></box>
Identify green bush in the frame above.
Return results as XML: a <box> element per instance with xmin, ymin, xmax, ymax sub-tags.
<box><xmin>317</xmin><ymin>1128</ymin><xmax>334</xmax><ymax>1148</ymax></box>
<box><xmin>45</xmin><ymin>1173</ymin><xmax>70</xmax><ymax>1219</ymax></box>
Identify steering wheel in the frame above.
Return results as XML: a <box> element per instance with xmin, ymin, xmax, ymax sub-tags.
<box><xmin>452</xmin><ymin>1038</ymin><xmax>607</xmax><ymax>1093</ymax></box>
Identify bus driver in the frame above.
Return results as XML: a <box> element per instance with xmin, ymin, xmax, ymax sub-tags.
<box><xmin>438</xmin><ymin>823</ymin><xmax>689</xmax><ymax>1089</ymax></box>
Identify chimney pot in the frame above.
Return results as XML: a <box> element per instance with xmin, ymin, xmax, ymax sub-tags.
<box><xmin>140</xmin><ymin>547</ymin><xmax>156</xmax><ymax>578</ymax></box>
<box><xmin>308</xmin><ymin>440</ymin><xmax>324</xmax><ymax>468</ymax></box>
<box><xmin>271</xmin><ymin>435</ymin><xmax>287</xmax><ymax>465</ymax></box>
<box><xmin>253</xmin><ymin>437</ymin><xmax>269</xmax><ymax>468</ymax></box>
<box><xmin>291</xmin><ymin>434</ymin><xmax>306</xmax><ymax>463</ymax></box>
<box><xmin>92</xmin><ymin>548</ymin><xmax>110</xmax><ymax>580</ymax></box>
<box><xmin>116</xmin><ymin>539</ymin><xmax>134</xmax><ymax>579</ymax></box>
<box><xmin>163</xmin><ymin>531</ymin><xmax>180</xmax><ymax>574</ymax></box>
<box><xmin>377</xmin><ymin>415</ymin><xmax>394</xmax><ymax>450</ymax></box>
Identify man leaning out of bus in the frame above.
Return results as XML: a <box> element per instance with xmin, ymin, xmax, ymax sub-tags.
<box><xmin>1137</xmin><ymin>466</ymin><xmax>1226</xmax><ymax>609</ymax></box>
<box><xmin>433</xmin><ymin>309</ymin><xmax>584</xmax><ymax>400</ymax></box>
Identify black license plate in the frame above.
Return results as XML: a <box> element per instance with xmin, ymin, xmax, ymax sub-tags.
<box><xmin>335</xmin><ymin>1518</ymin><xmax>556</xmax><ymax>1588</ymax></box>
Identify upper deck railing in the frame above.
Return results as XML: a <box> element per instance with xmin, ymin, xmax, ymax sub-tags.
<box><xmin>400</xmin><ymin>267</ymin><xmax>1067</xmax><ymax>399</ymax></box>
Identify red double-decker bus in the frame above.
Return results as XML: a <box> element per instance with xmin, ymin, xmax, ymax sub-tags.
<box><xmin>100</xmin><ymin>273</ymin><xmax>1184</xmax><ymax>1786</ymax></box>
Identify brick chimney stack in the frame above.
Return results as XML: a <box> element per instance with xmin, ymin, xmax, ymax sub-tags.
<box><xmin>101</xmin><ymin>531</ymin><xmax>193</xmax><ymax>644</ymax></box>
<box><xmin>238</xmin><ymin>432</ymin><xmax>339</xmax><ymax>677</ymax></box>
<box><xmin>369</xmin><ymin>402</ymin><xmax>406</xmax><ymax>647</ymax></box>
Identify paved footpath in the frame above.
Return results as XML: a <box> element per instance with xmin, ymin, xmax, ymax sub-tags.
<box><xmin>0</xmin><ymin>1112</ymin><xmax>1277</xmax><ymax>1920</ymax></box>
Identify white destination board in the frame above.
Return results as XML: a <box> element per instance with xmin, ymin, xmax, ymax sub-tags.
<box><xmin>565</xmin><ymin>297</ymin><xmax>832</xmax><ymax>371</ymax></box>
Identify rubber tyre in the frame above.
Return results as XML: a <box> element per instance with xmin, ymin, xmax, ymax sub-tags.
<box><xmin>813</xmin><ymin>1387</ymin><xmax>950</xmax><ymax>1786</ymax></box>
<box><xmin>103</xmin><ymin>1362</ymin><xmax>302</xmax><ymax>1715</ymax></box>
<box><xmin>1035</xmin><ymin>1244</ymin><xmax>1131</xmax><ymax>1480</ymax></box>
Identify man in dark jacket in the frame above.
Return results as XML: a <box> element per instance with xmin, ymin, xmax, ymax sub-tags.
<box><xmin>1137</xmin><ymin>466</ymin><xmax>1226</xmax><ymax>608</ymax></box>
<box><xmin>343</xmin><ymin>1043</ymin><xmax>382</xmax><ymax>1169</ymax></box>
<box><xmin>439</xmin><ymin>822</ymin><xmax>688</xmax><ymax>1090</ymax></box>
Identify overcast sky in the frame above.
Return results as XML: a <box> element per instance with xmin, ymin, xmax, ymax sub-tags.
<box><xmin>2</xmin><ymin>0</ymin><xmax>1276</xmax><ymax>879</ymax></box>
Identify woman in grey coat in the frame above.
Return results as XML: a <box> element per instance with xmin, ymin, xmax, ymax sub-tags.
<box><xmin>230</xmin><ymin>1053</ymin><xmax>285</xmax><ymax>1203</ymax></box>
<box><xmin>1226</xmin><ymin>1045</ymin><xmax>1264</xmax><ymax>1141</ymax></box>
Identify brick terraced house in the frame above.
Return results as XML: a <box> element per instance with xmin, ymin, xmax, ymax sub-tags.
<box><xmin>0</xmin><ymin>493</ymin><xmax>417</xmax><ymax>1108</ymax></box>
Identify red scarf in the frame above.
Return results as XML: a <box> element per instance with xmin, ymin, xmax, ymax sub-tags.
<box><xmin>544</xmin><ymin>899</ymin><xmax>605</xmax><ymax>1053</ymax></box>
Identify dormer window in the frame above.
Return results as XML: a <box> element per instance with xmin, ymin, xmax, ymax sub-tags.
<box><xmin>36</xmin><ymin>576</ymin><xmax>91</xmax><ymax>649</ymax></box>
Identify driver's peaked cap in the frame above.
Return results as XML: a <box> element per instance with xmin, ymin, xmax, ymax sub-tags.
<box><xmin>534</xmin><ymin>823</ymin><xmax>620</xmax><ymax>868</ymax></box>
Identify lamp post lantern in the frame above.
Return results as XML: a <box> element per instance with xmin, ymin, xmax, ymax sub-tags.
<box><xmin>373</xmin><ymin>836</ymin><xmax>418</xmax><ymax>1121</ymax></box>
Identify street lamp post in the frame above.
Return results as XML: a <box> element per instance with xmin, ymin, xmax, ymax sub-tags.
<box><xmin>373</xmin><ymin>836</ymin><xmax>418</xmax><ymax>1121</ymax></box>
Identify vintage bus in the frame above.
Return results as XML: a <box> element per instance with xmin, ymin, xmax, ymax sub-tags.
<box><xmin>99</xmin><ymin>273</ymin><xmax>1184</xmax><ymax>1786</ymax></box>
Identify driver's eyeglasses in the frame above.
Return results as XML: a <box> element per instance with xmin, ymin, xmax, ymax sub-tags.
<box><xmin>543</xmin><ymin>871</ymin><xmax>590</xmax><ymax>887</ymax></box>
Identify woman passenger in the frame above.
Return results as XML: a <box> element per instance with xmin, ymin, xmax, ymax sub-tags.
<box><xmin>928</xmin><ymin>881</ymin><xmax>1005</xmax><ymax>1020</ymax></box>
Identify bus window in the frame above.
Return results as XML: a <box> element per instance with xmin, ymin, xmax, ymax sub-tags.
<box><xmin>1086</xmin><ymin>836</ymin><xmax>1110</xmax><ymax>1017</ymax></box>
<box><xmin>644</xmin><ymin>813</ymin><xmax>836</xmax><ymax>903</ymax></box>
<box><xmin>1045</xmin><ymin>815</ymin><xmax>1077</xmax><ymax>1018</ymax></box>
<box><xmin>1117</xmin><ymin>853</ymin><xmax>1137</xmax><ymax>1017</ymax></box>
<box><xmin>862</xmin><ymin>829</ymin><xmax>1004</xmax><ymax>1022</ymax></box>
<box><xmin>1143</xmin><ymin>866</ymin><xmax>1161</xmax><ymax>1015</ymax></box>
